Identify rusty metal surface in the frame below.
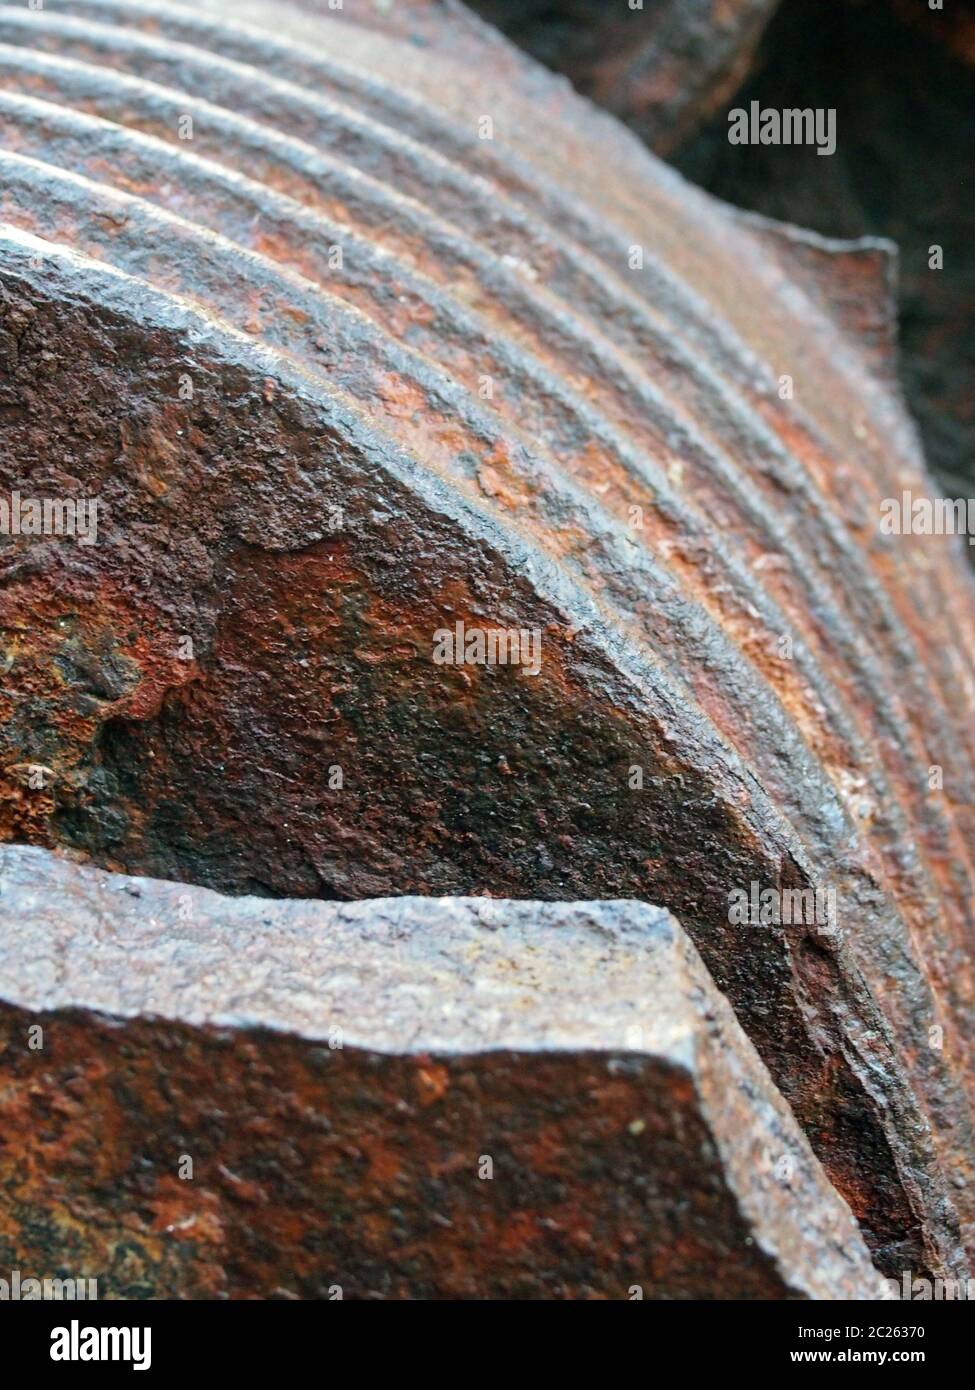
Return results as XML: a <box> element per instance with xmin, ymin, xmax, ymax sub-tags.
<box><xmin>0</xmin><ymin>0</ymin><xmax>973</xmax><ymax>1292</ymax></box>
<box><xmin>0</xmin><ymin>845</ymin><xmax>891</xmax><ymax>1300</ymax></box>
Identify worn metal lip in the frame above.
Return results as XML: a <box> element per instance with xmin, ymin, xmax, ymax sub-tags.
<box><xmin>0</xmin><ymin>845</ymin><xmax>693</xmax><ymax>1055</ymax></box>
<box><xmin>0</xmin><ymin>846</ymin><xmax>894</xmax><ymax>1303</ymax></box>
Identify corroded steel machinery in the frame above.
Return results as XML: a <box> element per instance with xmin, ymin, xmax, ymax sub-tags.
<box><xmin>0</xmin><ymin>0</ymin><xmax>973</xmax><ymax>1298</ymax></box>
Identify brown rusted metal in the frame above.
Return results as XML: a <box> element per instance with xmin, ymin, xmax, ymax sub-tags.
<box><xmin>0</xmin><ymin>845</ymin><xmax>891</xmax><ymax>1300</ymax></box>
<box><xmin>0</xmin><ymin>0</ymin><xmax>974</xmax><ymax>1293</ymax></box>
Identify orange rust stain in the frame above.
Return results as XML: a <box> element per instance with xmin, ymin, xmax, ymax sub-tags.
<box><xmin>414</xmin><ymin>1061</ymin><xmax>450</xmax><ymax>1108</ymax></box>
<box><xmin>84</xmin><ymin>156</ymin><xmax>160</xmax><ymax>201</ymax></box>
<box><xmin>361</xmin><ymin>1136</ymin><xmax>404</xmax><ymax>1187</ymax></box>
<box><xmin>147</xmin><ymin>1177</ymin><xmax>225</xmax><ymax>1244</ymax></box>
<box><xmin>0</xmin><ymin>569</ymin><xmax>198</xmax><ymax>848</ymax></box>
<box><xmin>496</xmin><ymin>1210</ymin><xmax>541</xmax><ymax>1257</ymax></box>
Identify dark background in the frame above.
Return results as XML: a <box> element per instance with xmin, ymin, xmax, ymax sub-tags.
<box><xmin>470</xmin><ymin>0</ymin><xmax>975</xmax><ymax>501</ymax></box>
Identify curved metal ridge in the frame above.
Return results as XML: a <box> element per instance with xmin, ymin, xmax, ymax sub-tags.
<box><xmin>0</xmin><ymin>106</ymin><xmax>972</xmax><ymax>996</ymax></box>
<box><xmin>0</xmin><ymin>9</ymin><xmax>936</xmax><ymax>488</ymax></box>
<box><xmin>0</xmin><ymin>86</ymin><xmax>968</xmax><ymax>861</ymax></box>
<box><xmin>2</xmin><ymin>0</ymin><xmax>975</xmax><ymax>1283</ymax></box>
<box><xmin>1</xmin><ymin>133</ymin><xmax>970</xmax><ymax>975</ymax></box>
<box><xmin>0</xmin><ymin>6</ymin><xmax>922</xmax><ymax>486</ymax></box>
<box><xmin>0</xmin><ymin>149</ymin><xmax>884</xmax><ymax>900</ymax></box>
<box><xmin>0</xmin><ymin>13</ymin><xmax>968</xmax><ymax>806</ymax></box>
<box><xmin>0</xmin><ymin>16</ymin><xmax>956</xmax><ymax>636</ymax></box>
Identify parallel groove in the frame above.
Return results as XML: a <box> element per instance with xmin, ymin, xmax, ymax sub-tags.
<box><xmin>2</xmin><ymin>16</ymin><xmax>973</xmax><ymax>812</ymax></box>
<box><xmin>0</xmin><ymin>59</ymin><xmax>956</xmax><ymax>817</ymax></box>
<box><xmin>0</xmin><ymin>146</ymin><xmax>940</xmax><ymax>895</ymax></box>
